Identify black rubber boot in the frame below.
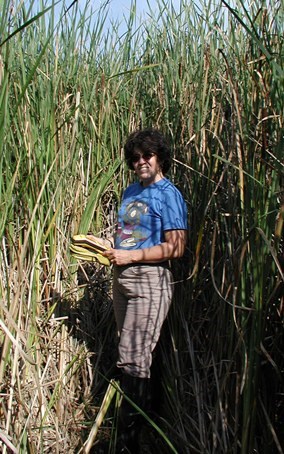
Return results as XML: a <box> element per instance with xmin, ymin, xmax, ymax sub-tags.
<box><xmin>116</xmin><ymin>374</ymin><xmax>150</xmax><ymax>454</ymax></box>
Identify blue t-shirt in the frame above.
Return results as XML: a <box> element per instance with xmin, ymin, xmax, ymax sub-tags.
<box><xmin>115</xmin><ymin>178</ymin><xmax>188</xmax><ymax>250</ymax></box>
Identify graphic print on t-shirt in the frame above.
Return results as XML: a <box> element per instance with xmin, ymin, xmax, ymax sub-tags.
<box><xmin>116</xmin><ymin>200</ymin><xmax>148</xmax><ymax>248</ymax></box>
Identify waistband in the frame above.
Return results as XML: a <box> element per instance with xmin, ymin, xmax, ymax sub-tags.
<box><xmin>115</xmin><ymin>261</ymin><xmax>170</xmax><ymax>269</ymax></box>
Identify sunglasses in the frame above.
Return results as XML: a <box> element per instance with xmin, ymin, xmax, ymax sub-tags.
<box><xmin>131</xmin><ymin>152</ymin><xmax>156</xmax><ymax>163</ymax></box>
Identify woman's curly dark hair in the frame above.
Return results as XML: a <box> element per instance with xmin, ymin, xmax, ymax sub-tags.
<box><xmin>124</xmin><ymin>128</ymin><xmax>171</xmax><ymax>174</ymax></box>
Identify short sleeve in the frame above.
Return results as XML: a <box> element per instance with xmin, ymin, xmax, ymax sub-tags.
<box><xmin>161</xmin><ymin>186</ymin><xmax>188</xmax><ymax>231</ymax></box>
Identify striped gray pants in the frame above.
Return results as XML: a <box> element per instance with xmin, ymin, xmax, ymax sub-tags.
<box><xmin>112</xmin><ymin>263</ymin><xmax>173</xmax><ymax>378</ymax></box>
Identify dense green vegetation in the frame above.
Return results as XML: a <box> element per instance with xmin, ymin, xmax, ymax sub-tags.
<box><xmin>0</xmin><ymin>0</ymin><xmax>283</xmax><ymax>452</ymax></box>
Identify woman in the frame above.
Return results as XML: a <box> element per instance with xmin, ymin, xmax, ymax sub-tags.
<box><xmin>103</xmin><ymin>128</ymin><xmax>188</xmax><ymax>452</ymax></box>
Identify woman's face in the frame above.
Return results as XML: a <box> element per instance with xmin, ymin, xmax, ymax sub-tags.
<box><xmin>131</xmin><ymin>149</ymin><xmax>163</xmax><ymax>186</ymax></box>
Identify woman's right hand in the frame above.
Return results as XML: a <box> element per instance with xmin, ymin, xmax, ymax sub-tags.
<box><xmin>103</xmin><ymin>248</ymin><xmax>138</xmax><ymax>266</ymax></box>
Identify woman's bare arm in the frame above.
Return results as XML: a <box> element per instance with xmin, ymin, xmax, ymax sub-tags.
<box><xmin>103</xmin><ymin>229</ymin><xmax>187</xmax><ymax>266</ymax></box>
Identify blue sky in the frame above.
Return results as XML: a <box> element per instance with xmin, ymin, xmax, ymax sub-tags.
<box><xmin>104</xmin><ymin>0</ymin><xmax>182</xmax><ymax>20</ymax></box>
<box><xmin>98</xmin><ymin>0</ymin><xmax>187</xmax><ymax>37</ymax></box>
<box><xmin>44</xmin><ymin>0</ymin><xmax>186</xmax><ymax>37</ymax></box>
<box><xmin>99</xmin><ymin>0</ymin><xmax>183</xmax><ymax>31</ymax></box>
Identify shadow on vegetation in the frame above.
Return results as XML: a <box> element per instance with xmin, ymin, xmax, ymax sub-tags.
<box><xmin>54</xmin><ymin>262</ymin><xmax>118</xmax><ymax>451</ymax></box>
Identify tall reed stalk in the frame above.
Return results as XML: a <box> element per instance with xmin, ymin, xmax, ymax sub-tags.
<box><xmin>0</xmin><ymin>0</ymin><xmax>283</xmax><ymax>452</ymax></box>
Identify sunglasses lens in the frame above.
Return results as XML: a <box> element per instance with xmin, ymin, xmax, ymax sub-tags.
<box><xmin>132</xmin><ymin>152</ymin><xmax>155</xmax><ymax>163</ymax></box>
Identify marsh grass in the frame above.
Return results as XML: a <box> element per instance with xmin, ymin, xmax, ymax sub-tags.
<box><xmin>0</xmin><ymin>0</ymin><xmax>283</xmax><ymax>452</ymax></box>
